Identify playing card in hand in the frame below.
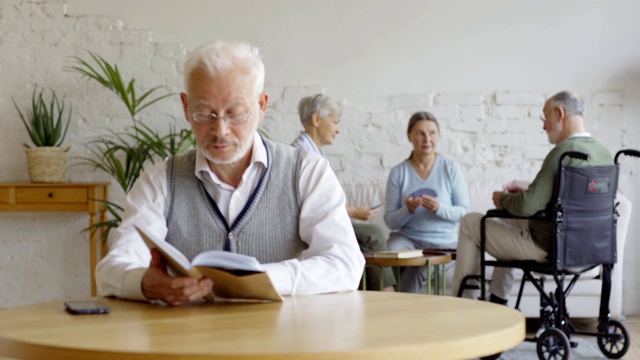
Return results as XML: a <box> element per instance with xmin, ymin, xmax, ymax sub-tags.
<box><xmin>409</xmin><ymin>187</ymin><xmax>438</xmax><ymax>198</ymax></box>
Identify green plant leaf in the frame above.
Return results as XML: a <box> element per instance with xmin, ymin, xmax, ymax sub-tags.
<box><xmin>127</xmin><ymin>122</ymin><xmax>194</xmax><ymax>161</ymax></box>
<box><xmin>134</xmin><ymin>88</ymin><xmax>175</xmax><ymax>115</ymax></box>
<box><xmin>81</xmin><ymin>199</ymin><xmax>124</xmax><ymax>247</ymax></box>
<box><xmin>76</xmin><ymin>131</ymin><xmax>152</xmax><ymax>192</ymax></box>
<box><xmin>67</xmin><ymin>51</ymin><xmax>174</xmax><ymax>120</ymax></box>
<box><xmin>13</xmin><ymin>87</ymin><xmax>71</xmax><ymax>147</ymax></box>
<box><xmin>68</xmin><ymin>50</ymin><xmax>197</xmax><ymax>237</ymax></box>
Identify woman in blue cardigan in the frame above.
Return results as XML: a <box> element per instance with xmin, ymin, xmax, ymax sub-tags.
<box><xmin>384</xmin><ymin>111</ymin><xmax>470</xmax><ymax>293</ymax></box>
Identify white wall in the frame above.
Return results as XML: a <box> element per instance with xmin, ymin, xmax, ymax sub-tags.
<box><xmin>1</xmin><ymin>0</ymin><xmax>638</xmax><ymax>313</ymax></box>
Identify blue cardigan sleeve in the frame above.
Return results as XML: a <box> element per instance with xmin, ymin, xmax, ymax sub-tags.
<box><xmin>383</xmin><ymin>164</ymin><xmax>414</xmax><ymax>230</ymax></box>
<box><xmin>433</xmin><ymin>160</ymin><xmax>470</xmax><ymax>223</ymax></box>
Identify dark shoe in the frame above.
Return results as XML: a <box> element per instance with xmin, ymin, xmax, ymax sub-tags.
<box><xmin>489</xmin><ymin>294</ymin><xmax>508</xmax><ymax>305</ymax></box>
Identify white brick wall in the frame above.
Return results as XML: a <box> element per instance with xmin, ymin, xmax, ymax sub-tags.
<box><xmin>0</xmin><ymin>0</ymin><xmax>186</xmax><ymax>308</ymax></box>
<box><xmin>495</xmin><ymin>91</ymin><xmax>545</xmax><ymax>106</ymax></box>
<box><xmin>0</xmin><ymin>0</ymin><xmax>638</xmax><ymax>315</ymax></box>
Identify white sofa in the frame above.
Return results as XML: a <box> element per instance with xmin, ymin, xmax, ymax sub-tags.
<box><xmin>342</xmin><ymin>182</ymin><xmax>631</xmax><ymax>319</ymax></box>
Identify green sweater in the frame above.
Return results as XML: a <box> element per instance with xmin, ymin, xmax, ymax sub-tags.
<box><xmin>500</xmin><ymin>136</ymin><xmax>613</xmax><ymax>251</ymax></box>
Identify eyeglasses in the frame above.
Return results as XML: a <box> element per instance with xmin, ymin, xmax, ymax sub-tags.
<box><xmin>190</xmin><ymin>105</ymin><xmax>254</xmax><ymax>126</ymax></box>
<box><xmin>539</xmin><ymin>108</ymin><xmax>554</xmax><ymax>123</ymax></box>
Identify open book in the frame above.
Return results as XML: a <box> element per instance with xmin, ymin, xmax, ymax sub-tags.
<box><xmin>135</xmin><ymin>225</ymin><xmax>283</xmax><ymax>302</ymax></box>
<box><xmin>370</xmin><ymin>249</ymin><xmax>425</xmax><ymax>259</ymax></box>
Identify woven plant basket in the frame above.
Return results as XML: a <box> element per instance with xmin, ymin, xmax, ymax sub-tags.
<box><xmin>23</xmin><ymin>144</ymin><xmax>71</xmax><ymax>183</ymax></box>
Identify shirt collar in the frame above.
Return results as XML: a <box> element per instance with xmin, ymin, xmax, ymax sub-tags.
<box><xmin>194</xmin><ymin>132</ymin><xmax>267</xmax><ymax>183</ymax></box>
<box><xmin>569</xmin><ymin>132</ymin><xmax>591</xmax><ymax>138</ymax></box>
<box><xmin>558</xmin><ymin>132</ymin><xmax>592</xmax><ymax>146</ymax></box>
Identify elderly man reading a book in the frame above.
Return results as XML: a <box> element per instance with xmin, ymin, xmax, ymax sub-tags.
<box><xmin>95</xmin><ymin>40</ymin><xmax>365</xmax><ymax>305</ymax></box>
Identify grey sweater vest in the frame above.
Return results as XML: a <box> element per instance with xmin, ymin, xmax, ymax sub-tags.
<box><xmin>164</xmin><ymin>139</ymin><xmax>308</xmax><ymax>263</ymax></box>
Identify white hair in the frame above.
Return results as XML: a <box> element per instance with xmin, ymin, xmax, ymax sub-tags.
<box><xmin>183</xmin><ymin>40</ymin><xmax>265</xmax><ymax>98</ymax></box>
<box><xmin>549</xmin><ymin>91</ymin><xmax>585</xmax><ymax>117</ymax></box>
<box><xmin>297</xmin><ymin>94</ymin><xmax>343</xmax><ymax>127</ymax></box>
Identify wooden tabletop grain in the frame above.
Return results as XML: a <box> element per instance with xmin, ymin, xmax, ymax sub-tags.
<box><xmin>0</xmin><ymin>291</ymin><xmax>525</xmax><ymax>360</ymax></box>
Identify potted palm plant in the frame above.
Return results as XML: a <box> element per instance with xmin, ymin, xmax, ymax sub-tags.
<box><xmin>13</xmin><ymin>87</ymin><xmax>72</xmax><ymax>183</ymax></box>
<box><xmin>67</xmin><ymin>52</ymin><xmax>195</xmax><ymax>248</ymax></box>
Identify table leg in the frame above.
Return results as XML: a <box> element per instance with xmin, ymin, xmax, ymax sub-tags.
<box><xmin>441</xmin><ymin>264</ymin><xmax>447</xmax><ymax>295</ymax></box>
<box><xmin>100</xmin><ymin>205</ymin><xmax>108</xmax><ymax>260</ymax></box>
<box><xmin>89</xmin><ymin>213</ymin><xmax>97</xmax><ymax>297</ymax></box>
<box><xmin>431</xmin><ymin>264</ymin><xmax>448</xmax><ymax>295</ymax></box>
<box><xmin>435</xmin><ymin>264</ymin><xmax>440</xmax><ymax>294</ymax></box>
<box><xmin>362</xmin><ymin>268</ymin><xmax>367</xmax><ymax>291</ymax></box>
<box><xmin>94</xmin><ymin>184</ymin><xmax>109</xmax><ymax>297</ymax></box>
<box><xmin>426</xmin><ymin>261</ymin><xmax>432</xmax><ymax>295</ymax></box>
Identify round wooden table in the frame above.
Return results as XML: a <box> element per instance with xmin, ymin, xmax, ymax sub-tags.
<box><xmin>0</xmin><ymin>292</ymin><xmax>525</xmax><ymax>360</ymax></box>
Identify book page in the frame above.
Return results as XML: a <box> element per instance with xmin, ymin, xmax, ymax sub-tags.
<box><xmin>192</xmin><ymin>251</ymin><xmax>263</xmax><ymax>272</ymax></box>
<box><xmin>197</xmin><ymin>267</ymin><xmax>283</xmax><ymax>302</ymax></box>
<box><xmin>135</xmin><ymin>225</ymin><xmax>202</xmax><ymax>278</ymax></box>
<box><xmin>134</xmin><ymin>226</ymin><xmax>281</xmax><ymax>302</ymax></box>
<box><xmin>372</xmin><ymin>249</ymin><xmax>424</xmax><ymax>258</ymax></box>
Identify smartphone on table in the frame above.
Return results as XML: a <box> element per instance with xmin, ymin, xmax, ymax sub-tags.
<box><xmin>64</xmin><ymin>300</ymin><xmax>111</xmax><ymax>315</ymax></box>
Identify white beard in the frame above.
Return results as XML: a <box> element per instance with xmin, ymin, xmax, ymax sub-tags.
<box><xmin>200</xmin><ymin>118</ymin><xmax>259</xmax><ymax>165</ymax></box>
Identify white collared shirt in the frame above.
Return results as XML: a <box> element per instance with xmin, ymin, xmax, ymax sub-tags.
<box><xmin>193</xmin><ymin>134</ymin><xmax>268</xmax><ymax>225</ymax></box>
<box><xmin>96</xmin><ymin>132</ymin><xmax>364</xmax><ymax>300</ymax></box>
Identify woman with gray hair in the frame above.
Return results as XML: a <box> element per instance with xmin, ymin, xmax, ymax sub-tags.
<box><xmin>291</xmin><ymin>94</ymin><xmax>396</xmax><ymax>291</ymax></box>
<box><xmin>292</xmin><ymin>94</ymin><xmax>343</xmax><ymax>153</ymax></box>
<box><xmin>385</xmin><ymin>111</ymin><xmax>470</xmax><ymax>294</ymax></box>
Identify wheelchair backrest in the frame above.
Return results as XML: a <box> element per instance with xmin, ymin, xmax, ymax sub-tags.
<box><xmin>552</xmin><ymin>163</ymin><xmax>619</xmax><ymax>270</ymax></box>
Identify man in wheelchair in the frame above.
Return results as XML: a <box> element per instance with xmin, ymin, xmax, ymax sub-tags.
<box><xmin>451</xmin><ymin>90</ymin><xmax>613</xmax><ymax>304</ymax></box>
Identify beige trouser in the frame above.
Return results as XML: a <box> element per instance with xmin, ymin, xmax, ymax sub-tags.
<box><xmin>451</xmin><ymin>212</ymin><xmax>548</xmax><ymax>300</ymax></box>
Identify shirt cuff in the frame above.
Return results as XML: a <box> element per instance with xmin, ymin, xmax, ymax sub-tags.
<box><xmin>122</xmin><ymin>267</ymin><xmax>150</xmax><ymax>301</ymax></box>
<box><xmin>262</xmin><ymin>262</ymin><xmax>293</xmax><ymax>296</ymax></box>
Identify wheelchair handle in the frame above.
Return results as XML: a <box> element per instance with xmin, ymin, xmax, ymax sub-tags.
<box><xmin>614</xmin><ymin>149</ymin><xmax>640</xmax><ymax>164</ymax></box>
<box><xmin>560</xmin><ymin>151</ymin><xmax>590</xmax><ymax>164</ymax></box>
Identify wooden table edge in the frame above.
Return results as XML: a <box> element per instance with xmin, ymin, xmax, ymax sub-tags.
<box><xmin>0</xmin><ymin>295</ymin><xmax>525</xmax><ymax>360</ymax></box>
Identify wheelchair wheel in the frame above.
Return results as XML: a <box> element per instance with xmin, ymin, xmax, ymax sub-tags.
<box><xmin>536</xmin><ymin>328</ymin><xmax>570</xmax><ymax>360</ymax></box>
<box><xmin>597</xmin><ymin>319</ymin><xmax>629</xmax><ymax>359</ymax></box>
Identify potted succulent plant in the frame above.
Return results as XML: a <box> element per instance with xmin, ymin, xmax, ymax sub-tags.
<box><xmin>13</xmin><ymin>87</ymin><xmax>72</xmax><ymax>183</ymax></box>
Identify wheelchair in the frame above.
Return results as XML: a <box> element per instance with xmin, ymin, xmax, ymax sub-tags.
<box><xmin>459</xmin><ymin>149</ymin><xmax>640</xmax><ymax>360</ymax></box>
